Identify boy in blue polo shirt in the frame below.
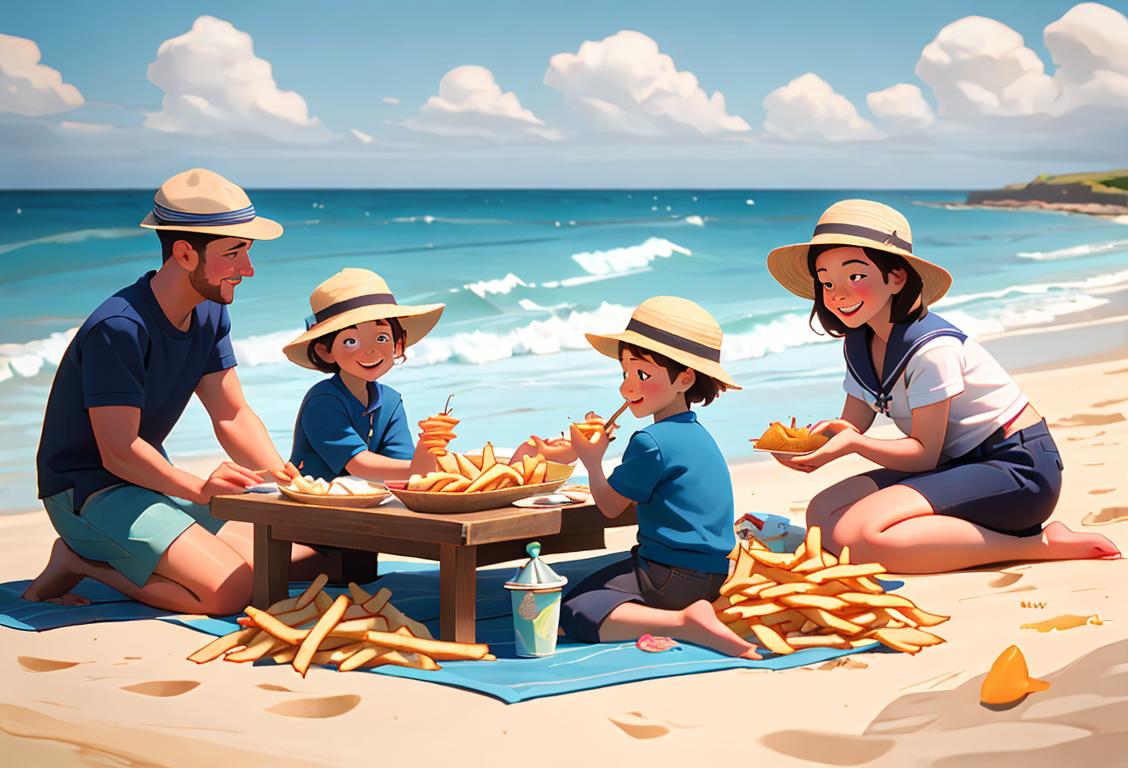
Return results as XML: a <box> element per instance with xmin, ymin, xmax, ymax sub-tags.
<box><xmin>283</xmin><ymin>268</ymin><xmax>444</xmax><ymax>482</ymax></box>
<box><xmin>561</xmin><ymin>296</ymin><xmax>760</xmax><ymax>658</ymax></box>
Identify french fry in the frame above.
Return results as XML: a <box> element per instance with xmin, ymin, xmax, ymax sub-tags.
<box><xmin>294</xmin><ymin>594</ymin><xmax>350</xmax><ymax>677</ymax></box>
<box><xmin>380</xmin><ymin>601</ymin><xmax>433</xmax><ymax>640</ymax></box>
<box><xmin>338</xmin><ymin>646</ymin><xmax>396</xmax><ymax>672</ymax></box>
<box><xmin>225</xmin><ymin>633</ymin><xmax>287</xmax><ymax>663</ymax></box>
<box><xmin>480</xmin><ymin>442</ymin><xmax>496</xmax><ymax>471</ymax></box>
<box><xmin>187</xmin><ymin>627</ymin><xmax>258</xmax><ymax>664</ymax></box>
<box><xmin>807</xmin><ymin>563</ymin><xmax>887</xmax><ymax>584</ymax></box>
<box><xmin>747</xmin><ymin>623</ymin><xmax>795</xmax><ymax>655</ymax></box>
<box><xmin>435</xmin><ymin>453</ymin><xmax>460</xmax><ymax>474</ymax></box>
<box><xmin>295</xmin><ymin>574</ymin><xmax>329</xmax><ymax>610</ymax></box>
<box><xmin>465</xmin><ymin>462</ymin><xmax>522</xmax><ymax>493</ymax></box>
<box><xmin>455</xmin><ymin>453</ymin><xmax>482</xmax><ymax>480</ymax></box>
<box><xmin>362</xmin><ymin>629</ymin><xmax>491</xmax><ymax>661</ymax></box>
<box><xmin>530</xmin><ymin>461</ymin><xmax>548</xmax><ymax>485</ymax></box>
<box><xmin>313</xmin><ymin>591</ymin><xmax>334</xmax><ymax>614</ymax></box>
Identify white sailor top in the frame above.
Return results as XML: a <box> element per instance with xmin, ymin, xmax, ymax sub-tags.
<box><xmin>842</xmin><ymin>312</ymin><xmax>1028</xmax><ymax>459</ymax></box>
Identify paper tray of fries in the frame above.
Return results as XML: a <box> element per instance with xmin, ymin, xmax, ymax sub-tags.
<box><xmin>278</xmin><ymin>476</ymin><xmax>390</xmax><ymax>508</ymax></box>
<box><xmin>387</xmin><ymin>458</ymin><xmax>574</xmax><ymax>514</ymax></box>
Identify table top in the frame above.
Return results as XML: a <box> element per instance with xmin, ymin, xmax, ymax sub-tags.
<box><xmin>211</xmin><ymin>492</ymin><xmax>632</xmax><ymax>547</ymax></box>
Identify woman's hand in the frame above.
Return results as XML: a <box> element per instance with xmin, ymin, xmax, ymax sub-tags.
<box><xmin>791</xmin><ymin>429</ymin><xmax>859</xmax><ymax>470</ymax></box>
<box><xmin>810</xmin><ymin>418</ymin><xmax>860</xmax><ymax>438</ymax></box>
<box><xmin>570</xmin><ymin>423</ymin><xmax>610</xmax><ymax>469</ymax></box>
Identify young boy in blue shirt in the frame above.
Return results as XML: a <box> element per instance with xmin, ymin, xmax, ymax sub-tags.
<box><xmin>283</xmin><ymin>268</ymin><xmax>444</xmax><ymax>482</ymax></box>
<box><xmin>561</xmin><ymin>296</ymin><xmax>760</xmax><ymax>658</ymax></box>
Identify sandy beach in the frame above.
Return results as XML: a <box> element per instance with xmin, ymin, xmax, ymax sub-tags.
<box><xmin>2</xmin><ymin>316</ymin><xmax>1125</xmax><ymax>767</ymax></box>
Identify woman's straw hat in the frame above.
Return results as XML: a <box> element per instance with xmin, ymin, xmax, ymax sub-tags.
<box><xmin>139</xmin><ymin>168</ymin><xmax>282</xmax><ymax>241</ymax></box>
<box><xmin>283</xmin><ymin>269</ymin><xmax>445</xmax><ymax>369</ymax></box>
<box><xmin>767</xmin><ymin>199</ymin><xmax>952</xmax><ymax>306</ymax></box>
<box><xmin>585</xmin><ymin>296</ymin><xmax>740</xmax><ymax>390</ymax></box>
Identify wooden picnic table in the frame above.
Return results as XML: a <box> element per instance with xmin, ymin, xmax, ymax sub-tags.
<box><xmin>210</xmin><ymin>493</ymin><xmax>636</xmax><ymax>643</ymax></box>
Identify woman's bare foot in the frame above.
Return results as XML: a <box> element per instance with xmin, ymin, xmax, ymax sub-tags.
<box><xmin>1041</xmin><ymin>521</ymin><xmax>1120</xmax><ymax>560</ymax></box>
<box><xmin>678</xmin><ymin>600</ymin><xmax>761</xmax><ymax>658</ymax></box>
<box><xmin>21</xmin><ymin>539</ymin><xmax>92</xmax><ymax>606</ymax></box>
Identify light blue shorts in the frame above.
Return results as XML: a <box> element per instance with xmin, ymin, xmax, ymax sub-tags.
<box><xmin>43</xmin><ymin>485</ymin><xmax>226</xmax><ymax>587</ymax></box>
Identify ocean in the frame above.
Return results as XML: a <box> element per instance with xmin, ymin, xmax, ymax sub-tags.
<box><xmin>2</xmin><ymin>189</ymin><xmax>1126</xmax><ymax>514</ymax></box>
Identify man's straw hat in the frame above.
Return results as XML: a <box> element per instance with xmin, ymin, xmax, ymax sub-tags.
<box><xmin>139</xmin><ymin>168</ymin><xmax>282</xmax><ymax>240</ymax></box>
<box><xmin>283</xmin><ymin>269</ymin><xmax>445</xmax><ymax>369</ymax></box>
<box><xmin>585</xmin><ymin>296</ymin><xmax>740</xmax><ymax>389</ymax></box>
<box><xmin>767</xmin><ymin>199</ymin><xmax>952</xmax><ymax>306</ymax></box>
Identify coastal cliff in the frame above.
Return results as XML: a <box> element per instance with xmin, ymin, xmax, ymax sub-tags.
<box><xmin>968</xmin><ymin>169</ymin><xmax>1128</xmax><ymax>216</ymax></box>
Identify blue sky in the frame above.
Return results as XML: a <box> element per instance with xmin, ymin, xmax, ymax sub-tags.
<box><xmin>2</xmin><ymin>1</ymin><xmax>1126</xmax><ymax>187</ymax></box>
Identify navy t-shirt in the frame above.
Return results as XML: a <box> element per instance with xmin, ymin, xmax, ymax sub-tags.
<box><xmin>607</xmin><ymin>410</ymin><xmax>736</xmax><ymax>574</ymax></box>
<box><xmin>289</xmin><ymin>375</ymin><xmax>414</xmax><ymax>480</ymax></box>
<box><xmin>36</xmin><ymin>271</ymin><xmax>237</xmax><ymax>508</ymax></box>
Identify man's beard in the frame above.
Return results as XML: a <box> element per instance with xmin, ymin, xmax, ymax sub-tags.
<box><xmin>189</xmin><ymin>260</ymin><xmax>230</xmax><ymax>304</ymax></box>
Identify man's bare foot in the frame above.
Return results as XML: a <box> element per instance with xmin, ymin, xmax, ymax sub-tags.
<box><xmin>21</xmin><ymin>539</ymin><xmax>92</xmax><ymax>606</ymax></box>
<box><xmin>1041</xmin><ymin>521</ymin><xmax>1120</xmax><ymax>560</ymax></box>
<box><xmin>678</xmin><ymin>600</ymin><xmax>761</xmax><ymax>658</ymax></box>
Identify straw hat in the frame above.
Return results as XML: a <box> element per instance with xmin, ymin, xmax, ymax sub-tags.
<box><xmin>139</xmin><ymin>168</ymin><xmax>282</xmax><ymax>241</ymax></box>
<box><xmin>585</xmin><ymin>296</ymin><xmax>740</xmax><ymax>390</ymax></box>
<box><xmin>766</xmin><ymin>199</ymin><xmax>952</xmax><ymax>306</ymax></box>
<box><xmin>283</xmin><ymin>269</ymin><xmax>445</xmax><ymax>369</ymax></box>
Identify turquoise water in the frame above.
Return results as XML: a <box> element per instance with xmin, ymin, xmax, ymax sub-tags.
<box><xmin>2</xmin><ymin>190</ymin><xmax>1126</xmax><ymax>513</ymax></box>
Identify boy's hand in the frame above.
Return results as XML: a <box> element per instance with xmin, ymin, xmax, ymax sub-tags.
<box><xmin>268</xmin><ymin>461</ymin><xmax>301</xmax><ymax>485</ymax></box>
<box><xmin>408</xmin><ymin>439</ymin><xmax>438</xmax><ymax>476</ymax></box>
<box><xmin>570</xmin><ymin>423</ymin><xmax>610</xmax><ymax>468</ymax></box>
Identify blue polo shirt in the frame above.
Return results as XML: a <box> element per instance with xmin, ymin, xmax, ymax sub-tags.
<box><xmin>607</xmin><ymin>410</ymin><xmax>735</xmax><ymax>575</ymax></box>
<box><xmin>36</xmin><ymin>271</ymin><xmax>237</xmax><ymax>509</ymax></box>
<box><xmin>289</xmin><ymin>375</ymin><xmax>414</xmax><ymax>480</ymax></box>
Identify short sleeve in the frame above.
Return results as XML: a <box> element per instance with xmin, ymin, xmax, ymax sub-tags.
<box><xmin>842</xmin><ymin>371</ymin><xmax>869</xmax><ymax>403</ymax></box>
<box><xmin>905</xmin><ymin>340</ymin><xmax>966</xmax><ymax>410</ymax></box>
<box><xmin>608</xmin><ymin>431</ymin><xmax>665</xmax><ymax>503</ymax></box>
<box><xmin>80</xmin><ymin>317</ymin><xmax>148</xmax><ymax>409</ymax></box>
<box><xmin>204</xmin><ymin>305</ymin><xmax>237</xmax><ymax>375</ymax></box>
<box><xmin>375</xmin><ymin>399</ymin><xmax>414</xmax><ymax>460</ymax></box>
<box><xmin>298</xmin><ymin>395</ymin><xmax>368</xmax><ymax>476</ymax></box>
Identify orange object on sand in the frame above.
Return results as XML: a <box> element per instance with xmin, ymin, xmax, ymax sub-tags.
<box><xmin>979</xmin><ymin>645</ymin><xmax>1050</xmax><ymax>706</ymax></box>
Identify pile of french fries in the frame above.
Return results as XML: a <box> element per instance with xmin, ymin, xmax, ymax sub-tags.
<box><xmin>715</xmin><ymin>526</ymin><xmax>948</xmax><ymax>655</ymax></box>
<box><xmin>188</xmin><ymin>574</ymin><xmax>494</xmax><ymax>675</ymax></box>
<box><xmin>406</xmin><ymin>442</ymin><xmax>550</xmax><ymax>493</ymax></box>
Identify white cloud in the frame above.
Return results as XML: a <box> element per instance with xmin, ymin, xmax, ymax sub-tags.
<box><xmin>1044</xmin><ymin>2</ymin><xmax>1128</xmax><ymax>112</ymax></box>
<box><xmin>404</xmin><ymin>65</ymin><xmax>557</xmax><ymax>141</ymax></box>
<box><xmin>866</xmin><ymin>83</ymin><xmax>936</xmax><ymax>131</ymax></box>
<box><xmin>762</xmin><ymin>73</ymin><xmax>878</xmax><ymax>141</ymax></box>
<box><xmin>350</xmin><ymin>128</ymin><xmax>374</xmax><ymax>144</ymax></box>
<box><xmin>544</xmin><ymin>30</ymin><xmax>750</xmax><ymax>137</ymax></box>
<box><xmin>915</xmin><ymin>16</ymin><xmax>1057</xmax><ymax>118</ymax></box>
<box><xmin>383</xmin><ymin>96</ymin><xmax>400</xmax><ymax>105</ymax></box>
<box><xmin>59</xmin><ymin>121</ymin><xmax>116</xmax><ymax>134</ymax></box>
<box><xmin>0</xmin><ymin>33</ymin><xmax>83</xmax><ymax>116</ymax></box>
<box><xmin>144</xmin><ymin>16</ymin><xmax>335</xmax><ymax>144</ymax></box>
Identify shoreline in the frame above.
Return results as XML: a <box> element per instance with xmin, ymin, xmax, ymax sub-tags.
<box><xmin>917</xmin><ymin>199</ymin><xmax>1128</xmax><ymax>220</ymax></box>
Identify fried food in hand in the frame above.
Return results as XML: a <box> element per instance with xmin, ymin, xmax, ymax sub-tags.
<box><xmin>755</xmin><ymin>417</ymin><xmax>829</xmax><ymax>453</ymax></box>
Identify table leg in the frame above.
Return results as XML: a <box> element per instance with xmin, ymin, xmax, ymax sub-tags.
<box><xmin>439</xmin><ymin>544</ymin><xmax>478</xmax><ymax>643</ymax></box>
<box><xmin>253</xmin><ymin>524</ymin><xmax>291</xmax><ymax>608</ymax></box>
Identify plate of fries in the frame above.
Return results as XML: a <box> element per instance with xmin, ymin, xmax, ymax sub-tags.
<box><xmin>715</xmin><ymin>526</ymin><xmax>949</xmax><ymax>656</ymax></box>
<box><xmin>386</xmin><ymin>442</ymin><xmax>574</xmax><ymax>513</ymax></box>
<box><xmin>278</xmin><ymin>475</ymin><xmax>390</xmax><ymax>508</ymax></box>
<box><xmin>188</xmin><ymin>573</ymin><xmax>494</xmax><ymax>675</ymax></box>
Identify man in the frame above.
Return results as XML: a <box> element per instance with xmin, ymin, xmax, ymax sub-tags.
<box><xmin>24</xmin><ymin>168</ymin><xmax>306</xmax><ymax>614</ymax></box>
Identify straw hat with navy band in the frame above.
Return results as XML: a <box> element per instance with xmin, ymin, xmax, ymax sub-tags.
<box><xmin>283</xmin><ymin>269</ymin><xmax>445</xmax><ymax>370</ymax></box>
<box><xmin>766</xmin><ymin>199</ymin><xmax>953</xmax><ymax>307</ymax></box>
<box><xmin>139</xmin><ymin>168</ymin><xmax>283</xmax><ymax>241</ymax></box>
<box><xmin>585</xmin><ymin>296</ymin><xmax>741</xmax><ymax>390</ymax></box>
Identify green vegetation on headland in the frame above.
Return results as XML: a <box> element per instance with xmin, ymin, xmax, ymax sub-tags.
<box><xmin>968</xmin><ymin>169</ymin><xmax>1128</xmax><ymax>215</ymax></box>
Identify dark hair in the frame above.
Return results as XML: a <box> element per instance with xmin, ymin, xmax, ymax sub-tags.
<box><xmin>617</xmin><ymin>341</ymin><xmax>726</xmax><ymax>407</ymax></box>
<box><xmin>306</xmin><ymin>317</ymin><xmax>407</xmax><ymax>373</ymax></box>
<box><xmin>157</xmin><ymin>230</ymin><xmax>226</xmax><ymax>263</ymax></box>
<box><xmin>807</xmin><ymin>244</ymin><xmax>924</xmax><ymax>338</ymax></box>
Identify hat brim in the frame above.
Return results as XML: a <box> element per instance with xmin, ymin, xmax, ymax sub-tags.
<box><xmin>139</xmin><ymin>213</ymin><xmax>283</xmax><ymax>241</ymax></box>
<box><xmin>283</xmin><ymin>302</ymin><xmax>446</xmax><ymax>370</ymax></box>
<box><xmin>585</xmin><ymin>331</ymin><xmax>741</xmax><ymax>391</ymax></box>
<box><xmin>767</xmin><ymin>236</ymin><xmax>952</xmax><ymax>307</ymax></box>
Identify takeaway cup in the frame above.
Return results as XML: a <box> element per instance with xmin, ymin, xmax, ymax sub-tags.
<box><xmin>504</xmin><ymin>541</ymin><xmax>568</xmax><ymax>657</ymax></box>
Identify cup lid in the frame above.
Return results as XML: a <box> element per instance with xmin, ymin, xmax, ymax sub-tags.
<box><xmin>504</xmin><ymin>541</ymin><xmax>568</xmax><ymax>590</ymax></box>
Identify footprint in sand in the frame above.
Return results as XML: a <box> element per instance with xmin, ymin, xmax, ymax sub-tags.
<box><xmin>1087</xmin><ymin>489</ymin><xmax>1115</xmax><ymax>495</ymax></box>
<box><xmin>608</xmin><ymin>712</ymin><xmax>699</xmax><ymax>739</ymax></box>
<box><xmin>1082</xmin><ymin>507</ymin><xmax>1128</xmax><ymax>526</ymax></box>
<box><xmin>1092</xmin><ymin>396</ymin><xmax>1128</xmax><ymax>407</ymax></box>
<box><xmin>17</xmin><ymin>657</ymin><xmax>83</xmax><ymax>673</ymax></box>
<box><xmin>1051</xmin><ymin>413</ymin><xmax>1126</xmax><ymax>428</ymax></box>
<box><xmin>256</xmin><ymin>683</ymin><xmax>295</xmax><ymax>692</ymax></box>
<box><xmin>818</xmin><ymin>657</ymin><xmax>868</xmax><ymax>670</ymax></box>
<box><xmin>988</xmin><ymin>572</ymin><xmax>1023</xmax><ymax>588</ymax></box>
<box><xmin>265</xmin><ymin>694</ymin><xmax>360</xmax><ymax>718</ymax></box>
<box><xmin>120</xmin><ymin>680</ymin><xmax>200</xmax><ymax>697</ymax></box>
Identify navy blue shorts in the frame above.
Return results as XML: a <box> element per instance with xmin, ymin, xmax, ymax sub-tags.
<box><xmin>863</xmin><ymin>420</ymin><xmax>1063</xmax><ymax>537</ymax></box>
<box><xmin>559</xmin><ymin>547</ymin><xmax>726</xmax><ymax>643</ymax></box>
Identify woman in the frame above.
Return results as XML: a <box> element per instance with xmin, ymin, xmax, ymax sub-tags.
<box><xmin>764</xmin><ymin>199</ymin><xmax>1119</xmax><ymax>573</ymax></box>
